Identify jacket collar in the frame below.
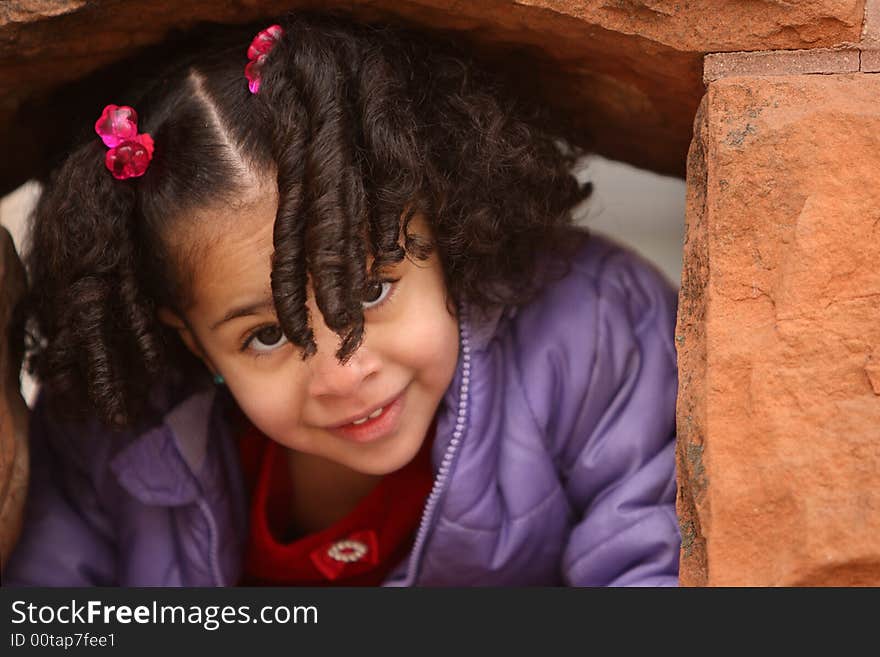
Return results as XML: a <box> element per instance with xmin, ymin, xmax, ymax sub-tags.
<box><xmin>467</xmin><ymin>303</ymin><xmax>507</xmax><ymax>352</ymax></box>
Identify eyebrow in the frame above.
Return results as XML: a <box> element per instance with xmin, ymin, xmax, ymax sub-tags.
<box><xmin>210</xmin><ymin>298</ymin><xmax>276</xmax><ymax>331</ymax></box>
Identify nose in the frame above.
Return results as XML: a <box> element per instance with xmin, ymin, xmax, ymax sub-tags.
<box><xmin>306</xmin><ymin>314</ymin><xmax>380</xmax><ymax>398</ymax></box>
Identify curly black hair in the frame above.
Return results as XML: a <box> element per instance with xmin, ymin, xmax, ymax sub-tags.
<box><xmin>22</xmin><ymin>12</ymin><xmax>592</xmax><ymax>432</ymax></box>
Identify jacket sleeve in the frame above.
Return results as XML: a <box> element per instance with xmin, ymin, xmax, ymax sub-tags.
<box><xmin>519</xmin><ymin>239</ymin><xmax>680</xmax><ymax>586</ymax></box>
<box><xmin>3</xmin><ymin>391</ymin><xmax>117</xmax><ymax>586</ymax></box>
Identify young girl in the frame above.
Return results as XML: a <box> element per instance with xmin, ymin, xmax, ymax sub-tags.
<box><xmin>4</xmin><ymin>13</ymin><xmax>680</xmax><ymax>586</ymax></box>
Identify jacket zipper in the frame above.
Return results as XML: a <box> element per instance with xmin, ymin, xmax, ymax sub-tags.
<box><xmin>399</xmin><ymin>304</ymin><xmax>472</xmax><ymax>585</ymax></box>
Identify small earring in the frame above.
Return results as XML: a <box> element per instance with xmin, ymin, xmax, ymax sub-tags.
<box><xmin>213</xmin><ymin>373</ymin><xmax>225</xmax><ymax>385</ymax></box>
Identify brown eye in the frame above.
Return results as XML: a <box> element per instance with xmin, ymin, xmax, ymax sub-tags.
<box><xmin>362</xmin><ymin>280</ymin><xmax>394</xmax><ymax>309</ymax></box>
<box><xmin>245</xmin><ymin>324</ymin><xmax>288</xmax><ymax>355</ymax></box>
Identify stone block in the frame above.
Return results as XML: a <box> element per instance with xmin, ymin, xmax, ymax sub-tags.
<box><xmin>527</xmin><ymin>0</ymin><xmax>865</xmax><ymax>51</ymax></box>
<box><xmin>678</xmin><ymin>73</ymin><xmax>880</xmax><ymax>586</ymax></box>
<box><xmin>863</xmin><ymin>0</ymin><xmax>880</xmax><ymax>45</ymax></box>
<box><xmin>704</xmin><ymin>49</ymin><xmax>860</xmax><ymax>83</ymax></box>
<box><xmin>861</xmin><ymin>49</ymin><xmax>880</xmax><ymax>71</ymax></box>
<box><xmin>0</xmin><ymin>225</ymin><xmax>28</xmax><ymax>572</ymax></box>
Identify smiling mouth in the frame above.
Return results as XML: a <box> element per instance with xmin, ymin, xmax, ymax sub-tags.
<box><xmin>328</xmin><ymin>389</ymin><xmax>406</xmax><ymax>430</ymax></box>
<box><xmin>349</xmin><ymin>406</ymin><xmax>385</xmax><ymax>425</ymax></box>
<box><xmin>328</xmin><ymin>389</ymin><xmax>407</xmax><ymax>444</ymax></box>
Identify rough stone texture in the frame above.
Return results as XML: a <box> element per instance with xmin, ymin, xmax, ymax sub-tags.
<box><xmin>0</xmin><ymin>0</ymin><xmax>86</xmax><ymax>23</ymax></box>
<box><xmin>703</xmin><ymin>49</ymin><xmax>860</xmax><ymax>83</ymax></box>
<box><xmin>861</xmin><ymin>49</ymin><xmax>880</xmax><ymax>71</ymax></box>
<box><xmin>0</xmin><ymin>0</ymin><xmax>868</xmax><ymax>193</ymax></box>
<box><xmin>678</xmin><ymin>74</ymin><xmax>880</xmax><ymax>586</ymax></box>
<box><xmin>863</xmin><ymin>0</ymin><xmax>880</xmax><ymax>44</ymax></box>
<box><xmin>526</xmin><ymin>0</ymin><xmax>866</xmax><ymax>51</ymax></box>
<box><xmin>0</xmin><ymin>226</ymin><xmax>28</xmax><ymax>572</ymax></box>
<box><xmin>676</xmin><ymin>93</ymin><xmax>710</xmax><ymax>586</ymax></box>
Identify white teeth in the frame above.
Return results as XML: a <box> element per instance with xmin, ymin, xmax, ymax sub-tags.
<box><xmin>349</xmin><ymin>406</ymin><xmax>384</xmax><ymax>426</ymax></box>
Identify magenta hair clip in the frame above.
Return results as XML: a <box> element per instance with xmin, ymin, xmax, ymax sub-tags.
<box><xmin>245</xmin><ymin>24</ymin><xmax>283</xmax><ymax>94</ymax></box>
<box><xmin>95</xmin><ymin>104</ymin><xmax>154</xmax><ymax>180</ymax></box>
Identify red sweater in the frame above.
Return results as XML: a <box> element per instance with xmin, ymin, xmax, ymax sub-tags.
<box><xmin>237</xmin><ymin>421</ymin><xmax>435</xmax><ymax>585</ymax></box>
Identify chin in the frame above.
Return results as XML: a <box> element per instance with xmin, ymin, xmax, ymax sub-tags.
<box><xmin>347</xmin><ymin>436</ymin><xmax>426</xmax><ymax>476</ymax></box>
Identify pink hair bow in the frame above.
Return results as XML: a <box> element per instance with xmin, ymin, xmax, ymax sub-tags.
<box><xmin>94</xmin><ymin>104</ymin><xmax>154</xmax><ymax>180</ymax></box>
<box><xmin>245</xmin><ymin>24</ymin><xmax>283</xmax><ymax>94</ymax></box>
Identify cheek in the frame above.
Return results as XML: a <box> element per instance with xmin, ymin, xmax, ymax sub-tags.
<box><xmin>226</xmin><ymin>368</ymin><xmax>305</xmax><ymax>434</ymax></box>
<box><xmin>394</xmin><ymin>305</ymin><xmax>459</xmax><ymax>387</ymax></box>
<box><xmin>388</xmin><ymin>261</ymin><xmax>460</xmax><ymax>387</ymax></box>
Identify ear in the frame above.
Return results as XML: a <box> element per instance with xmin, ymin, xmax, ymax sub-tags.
<box><xmin>157</xmin><ymin>307</ymin><xmax>218</xmax><ymax>375</ymax></box>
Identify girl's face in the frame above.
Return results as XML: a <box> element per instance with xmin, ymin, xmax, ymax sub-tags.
<box><xmin>158</xmin><ymin>186</ymin><xmax>460</xmax><ymax>476</ymax></box>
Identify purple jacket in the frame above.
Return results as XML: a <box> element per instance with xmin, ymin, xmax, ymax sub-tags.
<box><xmin>4</xmin><ymin>233</ymin><xmax>680</xmax><ymax>586</ymax></box>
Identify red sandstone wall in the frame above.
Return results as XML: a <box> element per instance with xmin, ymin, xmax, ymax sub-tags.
<box><xmin>679</xmin><ymin>73</ymin><xmax>880</xmax><ymax>586</ymax></box>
